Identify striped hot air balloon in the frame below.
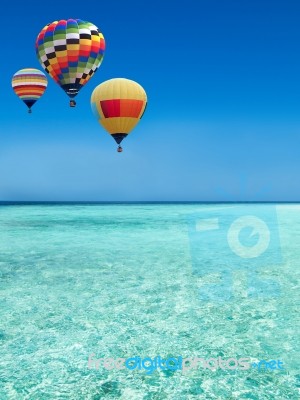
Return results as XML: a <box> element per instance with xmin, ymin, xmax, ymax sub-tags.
<box><xmin>11</xmin><ymin>68</ymin><xmax>47</xmax><ymax>113</ymax></box>
<box><xmin>36</xmin><ymin>19</ymin><xmax>105</xmax><ymax>107</ymax></box>
<box><xmin>91</xmin><ymin>78</ymin><xmax>147</xmax><ymax>152</ymax></box>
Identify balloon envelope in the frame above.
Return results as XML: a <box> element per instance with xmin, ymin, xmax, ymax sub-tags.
<box><xmin>36</xmin><ymin>19</ymin><xmax>105</xmax><ymax>103</ymax></box>
<box><xmin>12</xmin><ymin>68</ymin><xmax>47</xmax><ymax>112</ymax></box>
<box><xmin>91</xmin><ymin>78</ymin><xmax>147</xmax><ymax>146</ymax></box>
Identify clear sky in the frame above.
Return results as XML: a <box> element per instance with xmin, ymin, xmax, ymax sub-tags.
<box><xmin>1</xmin><ymin>0</ymin><xmax>299</xmax><ymax>201</ymax></box>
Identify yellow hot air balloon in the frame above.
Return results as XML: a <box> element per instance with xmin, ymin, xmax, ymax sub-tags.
<box><xmin>91</xmin><ymin>78</ymin><xmax>147</xmax><ymax>152</ymax></box>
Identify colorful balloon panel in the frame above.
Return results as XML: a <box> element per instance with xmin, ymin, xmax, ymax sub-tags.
<box><xmin>36</xmin><ymin>19</ymin><xmax>105</xmax><ymax>99</ymax></box>
<box><xmin>91</xmin><ymin>78</ymin><xmax>147</xmax><ymax>145</ymax></box>
<box><xmin>12</xmin><ymin>68</ymin><xmax>47</xmax><ymax>111</ymax></box>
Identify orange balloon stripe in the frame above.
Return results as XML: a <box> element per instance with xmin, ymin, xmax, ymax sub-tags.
<box><xmin>13</xmin><ymin>85</ymin><xmax>47</xmax><ymax>90</ymax></box>
<box><xmin>13</xmin><ymin>85</ymin><xmax>46</xmax><ymax>98</ymax></box>
<box><xmin>100</xmin><ymin>99</ymin><xmax>144</xmax><ymax>118</ymax></box>
<box><xmin>14</xmin><ymin>89</ymin><xmax>45</xmax><ymax>95</ymax></box>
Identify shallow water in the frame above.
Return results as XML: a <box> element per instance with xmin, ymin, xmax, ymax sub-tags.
<box><xmin>0</xmin><ymin>204</ymin><xmax>299</xmax><ymax>399</ymax></box>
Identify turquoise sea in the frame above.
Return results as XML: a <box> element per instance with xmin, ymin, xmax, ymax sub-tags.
<box><xmin>0</xmin><ymin>203</ymin><xmax>299</xmax><ymax>399</ymax></box>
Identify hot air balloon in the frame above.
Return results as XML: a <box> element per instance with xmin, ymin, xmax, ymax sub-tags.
<box><xmin>36</xmin><ymin>19</ymin><xmax>105</xmax><ymax>107</ymax></box>
<box><xmin>91</xmin><ymin>78</ymin><xmax>147</xmax><ymax>152</ymax></box>
<box><xmin>11</xmin><ymin>68</ymin><xmax>47</xmax><ymax>113</ymax></box>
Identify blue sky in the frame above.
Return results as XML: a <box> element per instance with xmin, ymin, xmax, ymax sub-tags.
<box><xmin>1</xmin><ymin>0</ymin><xmax>299</xmax><ymax>201</ymax></box>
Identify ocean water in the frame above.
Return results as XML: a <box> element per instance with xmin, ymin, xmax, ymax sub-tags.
<box><xmin>0</xmin><ymin>203</ymin><xmax>299</xmax><ymax>399</ymax></box>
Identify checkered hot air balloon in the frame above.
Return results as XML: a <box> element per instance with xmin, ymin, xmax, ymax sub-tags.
<box><xmin>11</xmin><ymin>68</ymin><xmax>48</xmax><ymax>113</ymax></box>
<box><xmin>91</xmin><ymin>78</ymin><xmax>147</xmax><ymax>152</ymax></box>
<box><xmin>36</xmin><ymin>19</ymin><xmax>105</xmax><ymax>107</ymax></box>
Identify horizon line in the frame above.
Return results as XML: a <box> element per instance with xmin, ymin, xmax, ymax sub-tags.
<box><xmin>0</xmin><ymin>201</ymin><xmax>299</xmax><ymax>205</ymax></box>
